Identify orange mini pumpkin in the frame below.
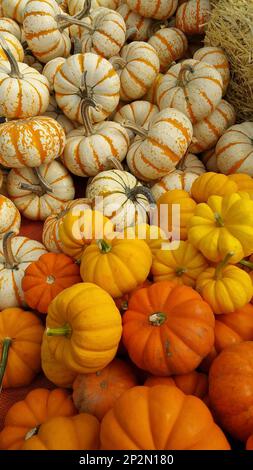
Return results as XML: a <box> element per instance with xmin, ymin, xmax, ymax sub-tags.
<box><xmin>122</xmin><ymin>281</ymin><xmax>215</xmax><ymax>376</ymax></box>
<box><xmin>22</xmin><ymin>253</ymin><xmax>81</xmax><ymax>314</ymax></box>
<box><xmin>145</xmin><ymin>371</ymin><xmax>208</xmax><ymax>400</ymax></box>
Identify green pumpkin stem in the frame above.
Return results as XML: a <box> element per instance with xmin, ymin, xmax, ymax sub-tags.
<box><xmin>97</xmin><ymin>239</ymin><xmax>112</xmax><ymax>253</ymax></box>
<box><xmin>239</xmin><ymin>259</ymin><xmax>253</xmax><ymax>270</ymax></box>
<box><xmin>214</xmin><ymin>212</ymin><xmax>224</xmax><ymax>227</ymax></box>
<box><xmin>149</xmin><ymin>312</ymin><xmax>167</xmax><ymax>326</ymax></box>
<box><xmin>0</xmin><ymin>337</ymin><xmax>12</xmax><ymax>392</ymax></box>
<box><xmin>215</xmin><ymin>252</ymin><xmax>234</xmax><ymax>279</ymax></box>
<box><xmin>46</xmin><ymin>324</ymin><xmax>72</xmax><ymax>337</ymax></box>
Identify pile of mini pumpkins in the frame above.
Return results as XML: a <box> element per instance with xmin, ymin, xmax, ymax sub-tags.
<box><xmin>0</xmin><ymin>0</ymin><xmax>253</xmax><ymax>451</ymax></box>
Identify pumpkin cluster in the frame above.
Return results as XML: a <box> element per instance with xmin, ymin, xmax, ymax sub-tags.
<box><xmin>0</xmin><ymin>0</ymin><xmax>253</xmax><ymax>452</ymax></box>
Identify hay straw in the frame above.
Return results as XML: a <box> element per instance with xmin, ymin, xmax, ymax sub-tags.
<box><xmin>205</xmin><ymin>0</ymin><xmax>253</xmax><ymax>122</ymax></box>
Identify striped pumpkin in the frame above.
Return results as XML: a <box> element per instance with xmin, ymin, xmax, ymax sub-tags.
<box><xmin>7</xmin><ymin>161</ymin><xmax>75</xmax><ymax>221</ymax></box>
<box><xmin>189</xmin><ymin>100</ymin><xmax>236</xmax><ymax>154</ymax></box>
<box><xmin>111</xmin><ymin>41</ymin><xmax>160</xmax><ymax>102</ymax></box>
<box><xmin>42</xmin><ymin>198</ymin><xmax>90</xmax><ymax>253</ymax></box>
<box><xmin>176</xmin><ymin>0</ymin><xmax>211</xmax><ymax>35</ymax></box>
<box><xmin>114</xmin><ymin>100</ymin><xmax>159</xmax><ymax>141</ymax></box>
<box><xmin>0</xmin><ymin>31</ymin><xmax>24</xmax><ymax>62</ymax></box>
<box><xmin>151</xmin><ymin>153</ymin><xmax>205</xmax><ymax>200</ymax></box>
<box><xmin>126</xmin><ymin>107</ymin><xmax>193</xmax><ymax>181</ymax></box>
<box><xmin>0</xmin><ymin>195</ymin><xmax>21</xmax><ymax>238</ymax></box>
<box><xmin>68</xmin><ymin>0</ymin><xmax>120</xmax><ymax>15</ymax></box>
<box><xmin>193</xmin><ymin>46</ymin><xmax>230</xmax><ymax>96</ymax></box>
<box><xmin>116</xmin><ymin>3</ymin><xmax>153</xmax><ymax>42</ymax></box>
<box><xmin>0</xmin><ymin>116</ymin><xmax>65</xmax><ymax>168</ymax></box>
<box><xmin>143</xmin><ymin>72</ymin><xmax>163</xmax><ymax>105</ymax></box>
<box><xmin>148</xmin><ymin>27</ymin><xmax>188</xmax><ymax>73</ymax></box>
<box><xmin>201</xmin><ymin>148</ymin><xmax>219</xmax><ymax>172</ymax></box>
<box><xmin>0</xmin><ymin>43</ymin><xmax>50</xmax><ymax>119</ymax></box>
<box><xmin>157</xmin><ymin>59</ymin><xmax>223</xmax><ymax>124</ymax></box>
<box><xmin>0</xmin><ymin>18</ymin><xmax>22</xmax><ymax>40</ymax></box>
<box><xmin>63</xmin><ymin>99</ymin><xmax>129</xmax><ymax>177</ymax></box>
<box><xmin>81</xmin><ymin>8</ymin><xmax>126</xmax><ymax>59</ymax></box>
<box><xmin>126</xmin><ymin>0</ymin><xmax>178</xmax><ymax>20</ymax></box>
<box><xmin>0</xmin><ymin>233</ymin><xmax>47</xmax><ymax>309</ymax></box>
<box><xmin>1</xmin><ymin>0</ymin><xmax>29</xmax><ymax>23</ymax></box>
<box><xmin>86</xmin><ymin>169</ymin><xmax>154</xmax><ymax>231</ymax></box>
<box><xmin>54</xmin><ymin>52</ymin><xmax>120</xmax><ymax>124</ymax></box>
<box><xmin>23</xmin><ymin>0</ymin><xmax>71</xmax><ymax>63</ymax></box>
<box><xmin>44</xmin><ymin>96</ymin><xmax>79</xmax><ymax>135</ymax></box>
<box><xmin>216</xmin><ymin>122</ymin><xmax>253</xmax><ymax>176</ymax></box>
<box><xmin>42</xmin><ymin>57</ymin><xmax>66</xmax><ymax>93</ymax></box>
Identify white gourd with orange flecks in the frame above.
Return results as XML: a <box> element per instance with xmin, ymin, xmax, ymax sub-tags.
<box><xmin>44</xmin><ymin>96</ymin><xmax>79</xmax><ymax>135</ymax></box>
<box><xmin>114</xmin><ymin>100</ymin><xmax>159</xmax><ymax>141</ymax></box>
<box><xmin>216</xmin><ymin>122</ymin><xmax>253</xmax><ymax>176</ymax></box>
<box><xmin>0</xmin><ymin>31</ymin><xmax>24</xmax><ymax>62</ymax></box>
<box><xmin>117</xmin><ymin>3</ymin><xmax>153</xmax><ymax>42</ymax></box>
<box><xmin>42</xmin><ymin>57</ymin><xmax>66</xmax><ymax>93</ymax></box>
<box><xmin>126</xmin><ymin>0</ymin><xmax>178</xmax><ymax>20</ymax></box>
<box><xmin>193</xmin><ymin>46</ymin><xmax>230</xmax><ymax>96</ymax></box>
<box><xmin>0</xmin><ymin>195</ymin><xmax>21</xmax><ymax>238</ymax></box>
<box><xmin>1</xmin><ymin>0</ymin><xmax>29</xmax><ymax>24</ymax></box>
<box><xmin>0</xmin><ymin>18</ymin><xmax>22</xmax><ymax>40</ymax></box>
<box><xmin>148</xmin><ymin>27</ymin><xmax>188</xmax><ymax>73</ymax></box>
<box><xmin>176</xmin><ymin>0</ymin><xmax>211</xmax><ymax>35</ymax></box>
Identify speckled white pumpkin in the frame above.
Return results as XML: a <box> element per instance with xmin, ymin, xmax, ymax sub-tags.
<box><xmin>148</xmin><ymin>27</ymin><xmax>188</xmax><ymax>72</ymax></box>
<box><xmin>1</xmin><ymin>0</ymin><xmax>29</xmax><ymax>24</ymax></box>
<box><xmin>126</xmin><ymin>0</ymin><xmax>178</xmax><ymax>20</ymax></box>
<box><xmin>44</xmin><ymin>96</ymin><xmax>79</xmax><ymax>135</ymax></box>
<box><xmin>114</xmin><ymin>100</ymin><xmax>159</xmax><ymax>140</ymax></box>
<box><xmin>193</xmin><ymin>46</ymin><xmax>230</xmax><ymax>96</ymax></box>
<box><xmin>0</xmin><ymin>18</ymin><xmax>21</xmax><ymax>40</ymax></box>
<box><xmin>42</xmin><ymin>57</ymin><xmax>66</xmax><ymax>93</ymax></box>
<box><xmin>0</xmin><ymin>31</ymin><xmax>24</xmax><ymax>62</ymax></box>
<box><xmin>216</xmin><ymin>122</ymin><xmax>253</xmax><ymax>176</ymax></box>
<box><xmin>176</xmin><ymin>0</ymin><xmax>211</xmax><ymax>35</ymax></box>
<box><xmin>0</xmin><ymin>194</ymin><xmax>21</xmax><ymax>238</ymax></box>
<box><xmin>117</xmin><ymin>3</ymin><xmax>153</xmax><ymax>41</ymax></box>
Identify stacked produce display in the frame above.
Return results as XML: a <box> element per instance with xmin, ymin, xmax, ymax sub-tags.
<box><xmin>0</xmin><ymin>0</ymin><xmax>253</xmax><ymax>451</ymax></box>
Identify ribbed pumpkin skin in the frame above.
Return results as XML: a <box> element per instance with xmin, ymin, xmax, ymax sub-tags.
<box><xmin>126</xmin><ymin>108</ymin><xmax>193</xmax><ymax>181</ymax></box>
<box><xmin>0</xmin><ymin>388</ymin><xmax>76</xmax><ymax>450</ymax></box>
<box><xmin>145</xmin><ymin>371</ymin><xmax>208</xmax><ymax>399</ymax></box>
<box><xmin>100</xmin><ymin>385</ymin><xmax>230</xmax><ymax>449</ymax></box>
<box><xmin>191</xmin><ymin>172</ymin><xmax>238</xmax><ymax>202</ymax></box>
<box><xmin>189</xmin><ymin>100</ymin><xmax>236</xmax><ymax>154</ymax></box>
<box><xmin>114</xmin><ymin>100</ymin><xmax>159</xmax><ymax>141</ymax></box>
<box><xmin>116</xmin><ymin>3</ymin><xmax>153</xmax><ymax>41</ymax></box>
<box><xmin>46</xmin><ymin>283</ymin><xmax>122</xmax><ymax>374</ymax></box>
<box><xmin>122</xmin><ymin>281</ymin><xmax>215</xmax><ymax>376</ymax></box>
<box><xmin>193</xmin><ymin>46</ymin><xmax>230</xmax><ymax>95</ymax></box>
<box><xmin>216</xmin><ymin>122</ymin><xmax>253</xmax><ymax>176</ymax></box>
<box><xmin>209</xmin><ymin>341</ymin><xmax>253</xmax><ymax>442</ymax></box>
<box><xmin>73</xmin><ymin>359</ymin><xmax>138</xmax><ymax>420</ymax></box>
<box><xmin>22</xmin><ymin>414</ymin><xmax>100</xmax><ymax>450</ymax></box>
<box><xmin>0</xmin><ymin>195</ymin><xmax>21</xmax><ymax>238</ymax></box>
<box><xmin>0</xmin><ymin>18</ymin><xmax>22</xmax><ymax>39</ymax></box>
<box><xmin>148</xmin><ymin>27</ymin><xmax>188</xmax><ymax>72</ymax></box>
<box><xmin>54</xmin><ymin>53</ymin><xmax>120</xmax><ymax>124</ymax></box>
<box><xmin>23</xmin><ymin>0</ymin><xmax>71</xmax><ymax>63</ymax></box>
<box><xmin>0</xmin><ymin>31</ymin><xmax>23</xmax><ymax>61</ymax></box>
<box><xmin>0</xmin><ymin>117</ymin><xmax>65</xmax><ymax>168</ymax></box>
<box><xmin>68</xmin><ymin>0</ymin><xmax>120</xmax><ymax>15</ymax></box>
<box><xmin>1</xmin><ymin>0</ymin><xmax>29</xmax><ymax>23</ymax></box>
<box><xmin>44</xmin><ymin>95</ymin><xmax>79</xmax><ymax>135</ymax></box>
<box><xmin>176</xmin><ymin>0</ymin><xmax>211</xmax><ymax>35</ymax></box>
<box><xmin>0</xmin><ymin>60</ymin><xmax>50</xmax><ymax>119</ymax></box>
<box><xmin>157</xmin><ymin>189</ymin><xmax>196</xmax><ymax>240</ymax></box>
<box><xmin>42</xmin><ymin>58</ymin><xmax>66</xmax><ymax>93</ymax></box>
<box><xmin>126</xmin><ymin>0</ymin><xmax>178</xmax><ymax>20</ymax></box>
<box><xmin>41</xmin><ymin>334</ymin><xmax>77</xmax><ymax>388</ymax></box>
<box><xmin>116</xmin><ymin>42</ymin><xmax>160</xmax><ymax>102</ymax></box>
<box><xmin>228</xmin><ymin>173</ymin><xmax>253</xmax><ymax>191</ymax></box>
<box><xmin>0</xmin><ymin>308</ymin><xmax>44</xmax><ymax>389</ymax></box>
<box><xmin>157</xmin><ymin>59</ymin><xmax>223</xmax><ymax>124</ymax></box>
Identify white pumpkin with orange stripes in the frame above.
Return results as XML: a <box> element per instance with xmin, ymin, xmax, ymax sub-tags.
<box><xmin>110</xmin><ymin>41</ymin><xmax>160</xmax><ymax>102</ymax></box>
<box><xmin>1</xmin><ymin>0</ymin><xmax>29</xmax><ymax>24</ymax></box>
<box><xmin>0</xmin><ymin>31</ymin><xmax>24</xmax><ymax>62</ymax></box>
<box><xmin>80</xmin><ymin>8</ymin><xmax>126</xmax><ymax>59</ymax></box>
<box><xmin>143</xmin><ymin>72</ymin><xmax>163</xmax><ymax>105</ymax></box>
<box><xmin>42</xmin><ymin>198</ymin><xmax>90</xmax><ymax>253</ymax></box>
<box><xmin>42</xmin><ymin>57</ymin><xmax>66</xmax><ymax>93</ymax></box>
<box><xmin>126</xmin><ymin>0</ymin><xmax>178</xmax><ymax>20</ymax></box>
<box><xmin>0</xmin><ymin>18</ymin><xmax>21</xmax><ymax>40</ymax></box>
<box><xmin>23</xmin><ymin>0</ymin><xmax>73</xmax><ymax>63</ymax></box>
<box><xmin>189</xmin><ymin>100</ymin><xmax>236</xmax><ymax>154</ymax></box>
<box><xmin>7</xmin><ymin>161</ymin><xmax>75</xmax><ymax>221</ymax></box>
<box><xmin>176</xmin><ymin>0</ymin><xmax>211</xmax><ymax>35</ymax></box>
<box><xmin>117</xmin><ymin>3</ymin><xmax>153</xmax><ymax>41</ymax></box>
<box><xmin>0</xmin><ymin>116</ymin><xmax>65</xmax><ymax>168</ymax></box>
<box><xmin>114</xmin><ymin>100</ymin><xmax>159</xmax><ymax>141</ymax></box>
<box><xmin>54</xmin><ymin>52</ymin><xmax>120</xmax><ymax>124</ymax></box>
<box><xmin>157</xmin><ymin>59</ymin><xmax>223</xmax><ymax>124</ymax></box>
<box><xmin>201</xmin><ymin>147</ymin><xmax>218</xmax><ymax>172</ymax></box>
<box><xmin>151</xmin><ymin>153</ymin><xmax>206</xmax><ymax>200</ymax></box>
<box><xmin>0</xmin><ymin>41</ymin><xmax>50</xmax><ymax>119</ymax></box>
<box><xmin>44</xmin><ymin>96</ymin><xmax>79</xmax><ymax>135</ymax></box>
<box><xmin>62</xmin><ymin>98</ymin><xmax>129</xmax><ymax>177</ymax></box>
<box><xmin>68</xmin><ymin>0</ymin><xmax>120</xmax><ymax>15</ymax></box>
<box><xmin>216</xmin><ymin>122</ymin><xmax>253</xmax><ymax>176</ymax></box>
<box><xmin>125</xmin><ymin>107</ymin><xmax>193</xmax><ymax>181</ymax></box>
<box><xmin>193</xmin><ymin>46</ymin><xmax>230</xmax><ymax>96</ymax></box>
<box><xmin>0</xmin><ymin>194</ymin><xmax>21</xmax><ymax>238</ymax></box>
<box><xmin>0</xmin><ymin>233</ymin><xmax>47</xmax><ymax>310</ymax></box>
<box><xmin>148</xmin><ymin>27</ymin><xmax>188</xmax><ymax>73</ymax></box>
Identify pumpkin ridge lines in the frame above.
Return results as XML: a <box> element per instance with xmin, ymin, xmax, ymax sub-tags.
<box><xmin>95</xmin><ymin>29</ymin><xmax>122</xmax><ymax>48</ymax></box>
<box><xmin>216</xmin><ymin>141</ymin><xmax>248</xmax><ymax>157</ymax></box>
<box><xmin>183</xmin><ymin>87</ymin><xmax>196</xmax><ymax>123</ymax></box>
<box><xmin>154</xmin><ymin>31</ymin><xmax>177</xmax><ymax>61</ymax></box>
<box><xmin>34</xmin><ymin>37</ymin><xmax>62</xmax><ymax>58</ymax></box>
<box><xmin>155</xmin><ymin>117</ymin><xmax>191</xmax><ymax>141</ymax></box>
<box><xmin>147</xmin><ymin>136</ymin><xmax>180</xmax><ymax>163</ymax></box>
<box><xmin>27</xmin><ymin>81</ymin><xmax>43</xmax><ymax>114</ymax></box>
<box><xmin>92</xmin><ymin>67</ymin><xmax>116</xmax><ymax>89</ymax></box>
<box><xmin>128</xmin><ymin>57</ymin><xmax>158</xmax><ymax>74</ymax></box>
<box><xmin>215</xmin><ymin>105</ymin><xmax>230</xmax><ymax>123</ymax></box>
<box><xmin>58</xmin><ymin>67</ymin><xmax>78</xmax><ymax>88</ymax></box>
<box><xmin>199</xmin><ymin>89</ymin><xmax>214</xmax><ymax>112</ymax></box>
<box><xmin>74</xmin><ymin>139</ymin><xmax>88</xmax><ymax>176</ymax></box>
<box><xmin>103</xmin><ymin>17</ymin><xmax>126</xmax><ymax>33</ymax></box>
<box><xmin>120</xmin><ymin>79</ymin><xmax>133</xmax><ymax>100</ymax></box>
<box><xmin>25</xmin><ymin>27</ymin><xmax>58</xmax><ymax>41</ymax></box>
<box><xmin>124</xmin><ymin>67</ymin><xmax>147</xmax><ymax>91</ymax></box>
<box><xmin>100</xmin><ymin>133</ymin><xmax>118</xmax><ymax>158</ymax></box>
<box><xmin>189</xmin><ymin>75</ymin><xmax>223</xmax><ymax>91</ymax></box>
<box><xmin>90</xmin><ymin>140</ymin><xmax>103</xmax><ymax>172</ymax></box>
<box><xmin>139</xmin><ymin>151</ymin><xmax>166</xmax><ymax>173</ymax></box>
<box><xmin>203</xmin><ymin>117</ymin><xmax>221</xmax><ymax>139</ymax></box>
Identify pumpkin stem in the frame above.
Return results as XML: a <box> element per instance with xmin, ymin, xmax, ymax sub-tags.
<box><xmin>25</xmin><ymin>426</ymin><xmax>39</xmax><ymax>441</ymax></box>
<box><xmin>239</xmin><ymin>259</ymin><xmax>253</xmax><ymax>270</ymax></box>
<box><xmin>127</xmin><ymin>185</ymin><xmax>156</xmax><ymax>206</ymax></box>
<box><xmin>80</xmin><ymin>98</ymin><xmax>100</xmax><ymax>136</ymax></box>
<box><xmin>149</xmin><ymin>312</ymin><xmax>167</xmax><ymax>326</ymax></box>
<box><xmin>72</xmin><ymin>37</ymin><xmax>82</xmax><ymax>54</ymax></box>
<box><xmin>97</xmin><ymin>239</ymin><xmax>112</xmax><ymax>253</ymax></box>
<box><xmin>20</xmin><ymin>168</ymin><xmax>53</xmax><ymax>195</ymax></box>
<box><xmin>110</xmin><ymin>56</ymin><xmax>127</xmax><ymax>70</ymax></box>
<box><xmin>107</xmin><ymin>157</ymin><xmax>125</xmax><ymax>171</ymax></box>
<box><xmin>175</xmin><ymin>267</ymin><xmax>187</xmax><ymax>276</ymax></box>
<box><xmin>46</xmin><ymin>324</ymin><xmax>72</xmax><ymax>337</ymax></box>
<box><xmin>2</xmin><ymin>232</ymin><xmax>17</xmax><ymax>269</ymax></box>
<box><xmin>214</xmin><ymin>212</ymin><xmax>224</xmax><ymax>227</ymax></box>
<box><xmin>121</xmin><ymin>120</ymin><xmax>148</xmax><ymax>139</ymax></box>
<box><xmin>0</xmin><ymin>337</ymin><xmax>12</xmax><ymax>392</ymax></box>
<box><xmin>0</xmin><ymin>34</ymin><xmax>23</xmax><ymax>79</ymax></box>
<box><xmin>177</xmin><ymin>64</ymin><xmax>195</xmax><ymax>87</ymax></box>
<box><xmin>125</xmin><ymin>27</ymin><xmax>138</xmax><ymax>40</ymax></box>
<box><xmin>74</xmin><ymin>0</ymin><xmax>92</xmax><ymax>20</ymax></box>
<box><xmin>176</xmin><ymin>152</ymin><xmax>188</xmax><ymax>171</ymax></box>
<box><xmin>215</xmin><ymin>252</ymin><xmax>234</xmax><ymax>279</ymax></box>
<box><xmin>56</xmin><ymin>0</ymin><xmax>93</xmax><ymax>30</ymax></box>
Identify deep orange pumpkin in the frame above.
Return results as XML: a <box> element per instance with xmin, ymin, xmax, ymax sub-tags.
<box><xmin>22</xmin><ymin>253</ymin><xmax>81</xmax><ymax>313</ymax></box>
<box><xmin>122</xmin><ymin>281</ymin><xmax>215</xmax><ymax>376</ymax></box>
<box><xmin>145</xmin><ymin>371</ymin><xmax>208</xmax><ymax>400</ymax></box>
<box><xmin>246</xmin><ymin>435</ymin><xmax>253</xmax><ymax>450</ymax></box>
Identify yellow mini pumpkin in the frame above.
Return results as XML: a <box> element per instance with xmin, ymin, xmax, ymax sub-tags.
<box><xmin>80</xmin><ymin>237</ymin><xmax>152</xmax><ymax>298</ymax></box>
<box><xmin>191</xmin><ymin>172</ymin><xmax>238</xmax><ymax>203</ymax></box>
<box><xmin>228</xmin><ymin>173</ymin><xmax>253</xmax><ymax>191</ymax></box>
<box><xmin>196</xmin><ymin>254</ymin><xmax>253</xmax><ymax>314</ymax></box>
<box><xmin>188</xmin><ymin>194</ymin><xmax>253</xmax><ymax>264</ymax></box>
<box><xmin>123</xmin><ymin>224</ymin><xmax>168</xmax><ymax>257</ymax></box>
<box><xmin>157</xmin><ymin>189</ymin><xmax>197</xmax><ymax>241</ymax></box>
<box><xmin>152</xmin><ymin>240</ymin><xmax>208</xmax><ymax>288</ymax></box>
